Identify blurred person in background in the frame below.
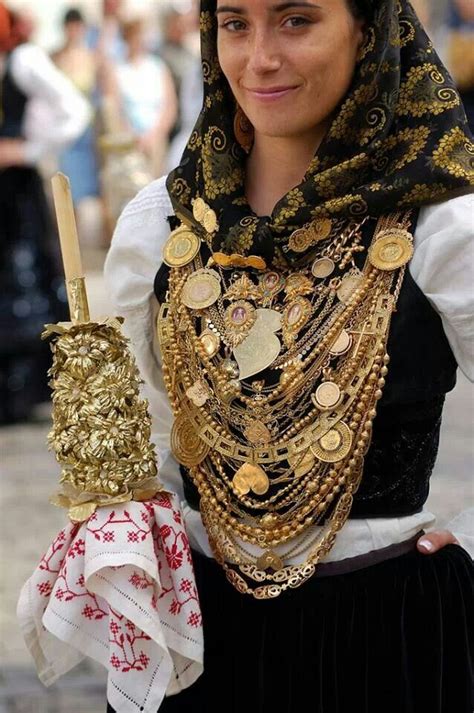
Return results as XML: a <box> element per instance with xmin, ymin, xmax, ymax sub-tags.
<box><xmin>52</xmin><ymin>8</ymin><xmax>104</xmax><ymax>246</ymax></box>
<box><xmin>86</xmin><ymin>0</ymin><xmax>126</xmax><ymax>64</ymax></box>
<box><xmin>0</xmin><ymin>2</ymin><xmax>89</xmax><ymax>424</ymax></box>
<box><xmin>446</xmin><ymin>0</ymin><xmax>474</xmax><ymax>129</ymax></box>
<box><xmin>159</xmin><ymin>3</ymin><xmax>199</xmax><ymax>136</ymax></box>
<box><xmin>115</xmin><ymin>18</ymin><xmax>177</xmax><ymax>176</ymax></box>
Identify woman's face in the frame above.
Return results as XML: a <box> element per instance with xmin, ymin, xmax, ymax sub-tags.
<box><xmin>216</xmin><ymin>0</ymin><xmax>364</xmax><ymax>142</ymax></box>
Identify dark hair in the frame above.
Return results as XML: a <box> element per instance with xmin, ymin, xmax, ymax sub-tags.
<box><xmin>63</xmin><ymin>8</ymin><xmax>84</xmax><ymax>25</ymax></box>
<box><xmin>348</xmin><ymin>0</ymin><xmax>374</xmax><ymax>21</ymax></box>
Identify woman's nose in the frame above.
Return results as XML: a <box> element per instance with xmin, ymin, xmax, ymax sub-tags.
<box><xmin>246</xmin><ymin>32</ymin><xmax>282</xmax><ymax>74</ymax></box>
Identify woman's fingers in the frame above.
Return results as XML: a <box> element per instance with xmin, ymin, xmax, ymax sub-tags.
<box><xmin>417</xmin><ymin>529</ymin><xmax>460</xmax><ymax>554</ymax></box>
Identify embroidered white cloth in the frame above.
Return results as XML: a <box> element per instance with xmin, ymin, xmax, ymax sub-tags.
<box><xmin>17</xmin><ymin>494</ymin><xmax>204</xmax><ymax>713</ymax></box>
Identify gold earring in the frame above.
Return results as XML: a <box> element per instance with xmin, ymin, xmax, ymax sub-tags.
<box><xmin>234</xmin><ymin>106</ymin><xmax>254</xmax><ymax>154</ymax></box>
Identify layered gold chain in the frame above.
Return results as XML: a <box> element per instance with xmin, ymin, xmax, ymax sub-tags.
<box><xmin>158</xmin><ymin>210</ymin><xmax>414</xmax><ymax>598</ymax></box>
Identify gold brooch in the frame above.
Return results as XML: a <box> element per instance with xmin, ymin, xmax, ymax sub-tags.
<box><xmin>212</xmin><ymin>252</ymin><xmax>267</xmax><ymax>271</ymax></box>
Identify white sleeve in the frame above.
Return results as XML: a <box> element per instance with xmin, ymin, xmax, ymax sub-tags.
<box><xmin>104</xmin><ymin>176</ymin><xmax>185</xmax><ymax>501</ymax></box>
<box><xmin>410</xmin><ymin>193</ymin><xmax>474</xmax><ymax>381</ymax></box>
<box><xmin>10</xmin><ymin>44</ymin><xmax>91</xmax><ymax>162</ymax></box>
<box><xmin>446</xmin><ymin>508</ymin><xmax>474</xmax><ymax>559</ymax></box>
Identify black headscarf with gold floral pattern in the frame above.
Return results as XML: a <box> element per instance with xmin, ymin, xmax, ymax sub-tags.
<box><xmin>166</xmin><ymin>0</ymin><xmax>474</xmax><ymax>265</ymax></box>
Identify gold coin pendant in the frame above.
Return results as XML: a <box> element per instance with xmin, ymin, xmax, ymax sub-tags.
<box><xmin>181</xmin><ymin>269</ymin><xmax>221</xmax><ymax>310</ymax></box>
<box><xmin>163</xmin><ymin>226</ymin><xmax>201</xmax><ymax>267</ymax></box>
<box><xmin>313</xmin><ymin>382</ymin><xmax>342</xmax><ymax>410</ymax></box>
<box><xmin>369</xmin><ymin>230</ymin><xmax>414</xmax><ymax>271</ymax></box>
<box><xmin>311</xmin><ymin>422</ymin><xmax>352</xmax><ymax>463</ymax></box>
<box><xmin>312</xmin><ymin>257</ymin><xmax>335</xmax><ymax>279</ymax></box>
<box><xmin>329</xmin><ymin>329</ymin><xmax>352</xmax><ymax>356</ymax></box>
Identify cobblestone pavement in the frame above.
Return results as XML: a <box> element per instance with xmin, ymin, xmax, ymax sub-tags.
<box><xmin>1</xmin><ymin>268</ymin><xmax>473</xmax><ymax>712</ymax></box>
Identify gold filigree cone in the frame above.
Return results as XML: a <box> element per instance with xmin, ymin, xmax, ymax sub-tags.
<box><xmin>45</xmin><ymin>319</ymin><xmax>164</xmax><ymax>522</ymax></box>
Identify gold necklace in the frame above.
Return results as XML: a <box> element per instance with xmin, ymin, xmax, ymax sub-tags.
<box><xmin>158</xmin><ymin>211</ymin><xmax>414</xmax><ymax>598</ymax></box>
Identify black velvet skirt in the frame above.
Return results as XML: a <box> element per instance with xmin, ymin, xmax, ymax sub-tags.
<box><xmin>0</xmin><ymin>167</ymin><xmax>68</xmax><ymax>423</ymax></box>
<box><xmin>107</xmin><ymin>544</ymin><xmax>474</xmax><ymax>713</ymax></box>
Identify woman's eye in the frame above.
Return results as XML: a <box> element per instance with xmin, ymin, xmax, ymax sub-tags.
<box><xmin>283</xmin><ymin>16</ymin><xmax>311</xmax><ymax>28</ymax></box>
<box><xmin>220</xmin><ymin>19</ymin><xmax>247</xmax><ymax>32</ymax></box>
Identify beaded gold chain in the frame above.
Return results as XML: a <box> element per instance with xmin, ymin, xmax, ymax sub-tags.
<box><xmin>158</xmin><ymin>210</ymin><xmax>414</xmax><ymax>598</ymax></box>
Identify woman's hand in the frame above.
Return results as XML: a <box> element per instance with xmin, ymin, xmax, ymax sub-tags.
<box><xmin>0</xmin><ymin>139</ymin><xmax>26</xmax><ymax>168</ymax></box>
<box><xmin>417</xmin><ymin>530</ymin><xmax>459</xmax><ymax>554</ymax></box>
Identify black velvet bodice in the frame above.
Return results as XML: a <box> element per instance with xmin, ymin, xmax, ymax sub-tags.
<box><xmin>155</xmin><ymin>214</ymin><xmax>457</xmax><ymax>519</ymax></box>
<box><xmin>0</xmin><ymin>56</ymin><xmax>28</xmax><ymax>139</ymax></box>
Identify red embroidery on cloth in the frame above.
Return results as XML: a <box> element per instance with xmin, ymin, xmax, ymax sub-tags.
<box><xmin>109</xmin><ymin>616</ymin><xmax>152</xmax><ymax>672</ymax></box>
<box><xmin>20</xmin><ymin>496</ymin><xmax>204</xmax><ymax>699</ymax></box>
<box><xmin>86</xmin><ymin>510</ymin><xmax>152</xmax><ymax>544</ymax></box>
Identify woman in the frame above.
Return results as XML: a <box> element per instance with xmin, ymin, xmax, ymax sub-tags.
<box><xmin>0</xmin><ymin>4</ymin><xmax>89</xmax><ymax>423</ymax></box>
<box><xmin>52</xmin><ymin>7</ymin><xmax>101</xmax><ymax>209</ymax></box>
<box><xmin>115</xmin><ymin>19</ymin><xmax>177</xmax><ymax>176</ymax></box>
<box><xmin>105</xmin><ymin>1</ymin><xmax>474</xmax><ymax>711</ymax></box>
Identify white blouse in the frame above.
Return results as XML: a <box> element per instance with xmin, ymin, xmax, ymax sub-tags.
<box><xmin>1</xmin><ymin>43</ymin><xmax>91</xmax><ymax>163</ymax></box>
<box><xmin>104</xmin><ymin>177</ymin><xmax>474</xmax><ymax>561</ymax></box>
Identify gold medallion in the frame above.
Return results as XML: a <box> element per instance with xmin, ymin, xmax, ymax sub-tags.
<box><xmin>224</xmin><ymin>300</ymin><xmax>257</xmax><ymax>346</ymax></box>
<box><xmin>171</xmin><ymin>413</ymin><xmax>210</xmax><ymax>467</ymax></box>
<box><xmin>259</xmin><ymin>271</ymin><xmax>285</xmax><ymax>301</ymax></box>
<box><xmin>288</xmin><ymin>227</ymin><xmax>314</xmax><ymax>253</ymax></box>
<box><xmin>329</xmin><ymin>329</ymin><xmax>352</xmax><ymax>356</ymax></box>
<box><xmin>284</xmin><ymin>273</ymin><xmax>313</xmax><ymax>300</ymax></box>
<box><xmin>282</xmin><ymin>297</ymin><xmax>312</xmax><ymax>346</ymax></box>
<box><xmin>312</xmin><ymin>217</ymin><xmax>333</xmax><ymax>242</ymax></box>
<box><xmin>244</xmin><ymin>420</ymin><xmax>272</xmax><ymax>446</ymax></box>
<box><xmin>192</xmin><ymin>197</ymin><xmax>207</xmax><ymax>223</ymax></box>
<box><xmin>163</xmin><ymin>226</ymin><xmax>201</xmax><ymax>267</ymax></box>
<box><xmin>203</xmin><ymin>207</ymin><xmax>218</xmax><ymax>234</ymax></box>
<box><xmin>311</xmin><ymin>422</ymin><xmax>352</xmax><ymax>463</ymax></box>
<box><xmin>186</xmin><ymin>380</ymin><xmax>210</xmax><ymax>407</ymax></box>
<box><xmin>312</xmin><ymin>257</ymin><xmax>335</xmax><ymax>279</ymax></box>
<box><xmin>199</xmin><ymin>329</ymin><xmax>220</xmax><ymax>358</ymax></box>
<box><xmin>337</xmin><ymin>268</ymin><xmax>364</xmax><ymax>304</ymax></box>
<box><xmin>369</xmin><ymin>229</ymin><xmax>414</xmax><ymax>271</ymax></box>
<box><xmin>232</xmin><ymin>463</ymin><xmax>270</xmax><ymax>496</ymax></box>
<box><xmin>181</xmin><ymin>269</ymin><xmax>221</xmax><ymax>310</ymax></box>
<box><xmin>312</xmin><ymin>381</ymin><xmax>342</xmax><ymax>410</ymax></box>
<box><xmin>257</xmin><ymin>550</ymin><xmax>283</xmax><ymax>572</ymax></box>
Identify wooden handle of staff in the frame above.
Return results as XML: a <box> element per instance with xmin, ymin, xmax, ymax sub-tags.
<box><xmin>51</xmin><ymin>172</ymin><xmax>90</xmax><ymax>323</ymax></box>
<box><xmin>51</xmin><ymin>172</ymin><xmax>83</xmax><ymax>282</ymax></box>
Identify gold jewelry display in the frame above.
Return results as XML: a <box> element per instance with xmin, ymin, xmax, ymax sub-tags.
<box><xmin>157</xmin><ymin>211</ymin><xmax>414</xmax><ymax>598</ymax></box>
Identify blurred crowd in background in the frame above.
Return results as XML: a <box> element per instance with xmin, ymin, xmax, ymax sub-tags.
<box><xmin>0</xmin><ymin>0</ymin><xmax>473</xmax><ymax>425</ymax></box>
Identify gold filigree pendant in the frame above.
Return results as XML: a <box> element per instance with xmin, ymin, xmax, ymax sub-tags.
<box><xmin>171</xmin><ymin>413</ymin><xmax>209</xmax><ymax>466</ymax></box>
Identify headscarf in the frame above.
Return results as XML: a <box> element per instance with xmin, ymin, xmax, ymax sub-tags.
<box><xmin>167</xmin><ymin>0</ymin><xmax>474</xmax><ymax>265</ymax></box>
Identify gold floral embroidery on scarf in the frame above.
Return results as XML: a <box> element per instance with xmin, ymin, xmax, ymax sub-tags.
<box><xmin>396</xmin><ymin>64</ymin><xmax>459</xmax><ymax>118</ymax></box>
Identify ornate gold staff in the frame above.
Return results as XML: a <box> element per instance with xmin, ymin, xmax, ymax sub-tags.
<box><xmin>45</xmin><ymin>173</ymin><xmax>162</xmax><ymax>523</ymax></box>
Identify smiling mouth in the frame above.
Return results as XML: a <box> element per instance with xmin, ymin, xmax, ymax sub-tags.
<box><xmin>245</xmin><ymin>86</ymin><xmax>299</xmax><ymax>100</ymax></box>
